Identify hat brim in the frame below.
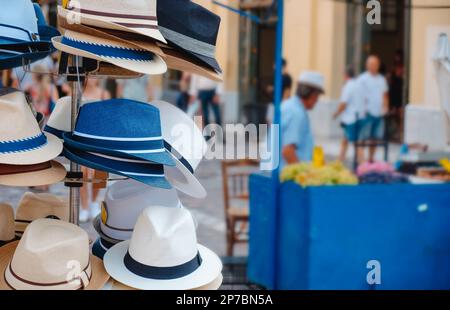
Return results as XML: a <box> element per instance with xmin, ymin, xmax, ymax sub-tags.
<box><xmin>105</xmin><ymin>273</ymin><xmax>223</xmax><ymax>290</ymax></box>
<box><xmin>63</xmin><ymin>146</ymin><xmax>172</xmax><ymax>190</ymax></box>
<box><xmin>58</xmin><ymin>6</ymin><xmax>167</xmax><ymax>44</ymax></box>
<box><xmin>0</xmin><ymin>49</ymin><xmax>54</xmax><ymax>71</ymax></box>
<box><xmin>58</xmin><ymin>16</ymin><xmax>165</xmax><ymax>58</ymax></box>
<box><xmin>92</xmin><ymin>215</ymin><xmax>123</xmax><ymax>244</ymax></box>
<box><xmin>0</xmin><ymin>160</ymin><xmax>66</xmax><ymax>187</ymax></box>
<box><xmin>161</xmin><ymin>47</ymin><xmax>223</xmax><ymax>82</ymax></box>
<box><xmin>0</xmin><ymin>132</ymin><xmax>63</xmax><ymax>165</ymax></box>
<box><xmin>52</xmin><ymin>36</ymin><xmax>167</xmax><ymax>76</ymax></box>
<box><xmin>158</xmin><ymin>28</ymin><xmax>222</xmax><ymax>73</ymax></box>
<box><xmin>166</xmin><ymin>154</ymin><xmax>206</xmax><ymax>199</ymax></box>
<box><xmin>104</xmin><ymin>241</ymin><xmax>222</xmax><ymax>290</ymax></box>
<box><xmin>0</xmin><ymin>241</ymin><xmax>110</xmax><ymax>290</ymax></box>
<box><xmin>63</xmin><ymin>132</ymin><xmax>175</xmax><ymax>167</ymax></box>
<box><xmin>92</xmin><ymin>238</ymin><xmax>108</xmax><ymax>260</ymax></box>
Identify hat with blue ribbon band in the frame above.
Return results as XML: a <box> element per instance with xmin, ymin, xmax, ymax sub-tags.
<box><xmin>52</xmin><ymin>30</ymin><xmax>167</xmax><ymax>76</ymax></box>
<box><xmin>63</xmin><ymin>99</ymin><xmax>175</xmax><ymax>167</ymax></box>
<box><xmin>104</xmin><ymin>206</ymin><xmax>222</xmax><ymax>290</ymax></box>
<box><xmin>0</xmin><ymin>2</ymin><xmax>60</xmax><ymax>70</ymax></box>
<box><xmin>63</xmin><ymin>144</ymin><xmax>172</xmax><ymax>190</ymax></box>
<box><xmin>0</xmin><ymin>90</ymin><xmax>62</xmax><ymax>165</ymax></box>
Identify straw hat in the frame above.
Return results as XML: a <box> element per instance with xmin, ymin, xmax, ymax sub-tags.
<box><xmin>58</xmin><ymin>13</ymin><xmax>221</xmax><ymax>81</ymax></box>
<box><xmin>0</xmin><ymin>219</ymin><xmax>109</xmax><ymax>290</ymax></box>
<box><xmin>15</xmin><ymin>192</ymin><xmax>68</xmax><ymax>239</ymax></box>
<box><xmin>59</xmin><ymin>0</ymin><xmax>166</xmax><ymax>43</ymax></box>
<box><xmin>0</xmin><ymin>160</ymin><xmax>66</xmax><ymax>187</ymax></box>
<box><xmin>0</xmin><ymin>204</ymin><xmax>15</xmax><ymax>246</ymax></box>
<box><xmin>0</xmin><ymin>90</ymin><xmax>62</xmax><ymax>165</ymax></box>
<box><xmin>104</xmin><ymin>207</ymin><xmax>222</xmax><ymax>290</ymax></box>
<box><xmin>52</xmin><ymin>30</ymin><xmax>167</xmax><ymax>76</ymax></box>
<box><xmin>152</xmin><ymin>101</ymin><xmax>207</xmax><ymax>198</ymax></box>
<box><xmin>92</xmin><ymin>179</ymin><xmax>183</xmax><ymax>259</ymax></box>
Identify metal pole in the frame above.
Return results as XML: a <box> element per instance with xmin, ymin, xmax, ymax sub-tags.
<box><xmin>271</xmin><ymin>0</ymin><xmax>284</xmax><ymax>290</ymax></box>
<box><xmin>68</xmin><ymin>55</ymin><xmax>83</xmax><ymax>225</ymax></box>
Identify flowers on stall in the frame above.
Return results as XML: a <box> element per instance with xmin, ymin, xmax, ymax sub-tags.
<box><xmin>281</xmin><ymin>161</ymin><xmax>358</xmax><ymax>187</ymax></box>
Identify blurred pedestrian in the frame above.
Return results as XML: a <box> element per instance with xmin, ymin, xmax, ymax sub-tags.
<box><xmin>28</xmin><ymin>64</ymin><xmax>58</xmax><ymax>118</ymax></box>
<box><xmin>281</xmin><ymin>71</ymin><xmax>325</xmax><ymax>167</ymax></box>
<box><xmin>333</xmin><ymin>66</ymin><xmax>364</xmax><ymax>163</ymax></box>
<box><xmin>266</xmin><ymin>72</ymin><xmax>293</xmax><ymax>124</ymax></box>
<box><xmin>176</xmin><ymin>72</ymin><xmax>191</xmax><ymax>112</ymax></box>
<box><xmin>116</xmin><ymin>75</ymin><xmax>153</xmax><ymax>102</ymax></box>
<box><xmin>358</xmin><ymin>55</ymin><xmax>389</xmax><ymax>162</ymax></box>
<box><xmin>79</xmin><ymin>78</ymin><xmax>111</xmax><ymax>223</ymax></box>
<box><xmin>189</xmin><ymin>74</ymin><xmax>223</xmax><ymax>127</ymax></box>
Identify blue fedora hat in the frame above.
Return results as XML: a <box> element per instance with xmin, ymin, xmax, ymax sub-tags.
<box><xmin>63</xmin><ymin>99</ymin><xmax>175</xmax><ymax>167</ymax></box>
<box><xmin>62</xmin><ymin>144</ymin><xmax>172</xmax><ymax>189</ymax></box>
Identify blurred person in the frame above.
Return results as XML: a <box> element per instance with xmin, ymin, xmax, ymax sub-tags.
<box><xmin>11</xmin><ymin>56</ymin><xmax>55</xmax><ymax>96</ymax></box>
<box><xmin>266</xmin><ymin>58</ymin><xmax>292</xmax><ymax>100</ymax></box>
<box><xmin>358</xmin><ymin>55</ymin><xmax>389</xmax><ymax>162</ymax></box>
<box><xmin>176</xmin><ymin>72</ymin><xmax>191</xmax><ymax>112</ymax></box>
<box><xmin>79</xmin><ymin>78</ymin><xmax>111</xmax><ymax>223</ymax></box>
<box><xmin>189</xmin><ymin>74</ymin><xmax>223</xmax><ymax>127</ymax></box>
<box><xmin>266</xmin><ymin>72</ymin><xmax>293</xmax><ymax>124</ymax></box>
<box><xmin>116</xmin><ymin>75</ymin><xmax>153</xmax><ymax>102</ymax></box>
<box><xmin>387</xmin><ymin>49</ymin><xmax>405</xmax><ymax>141</ymax></box>
<box><xmin>28</xmin><ymin>64</ymin><xmax>59</xmax><ymax>118</ymax></box>
<box><xmin>281</xmin><ymin>72</ymin><xmax>325</xmax><ymax>167</ymax></box>
<box><xmin>333</xmin><ymin>66</ymin><xmax>364</xmax><ymax>163</ymax></box>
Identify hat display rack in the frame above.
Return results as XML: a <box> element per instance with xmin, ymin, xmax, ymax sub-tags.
<box><xmin>0</xmin><ymin>0</ymin><xmax>226</xmax><ymax>290</ymax></box>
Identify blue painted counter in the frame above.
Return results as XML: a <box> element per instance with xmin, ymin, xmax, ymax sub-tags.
<box><xmin>248</xmin><ymin>173</ymin><xmax>450</xmax><ymax>290</ymax></box>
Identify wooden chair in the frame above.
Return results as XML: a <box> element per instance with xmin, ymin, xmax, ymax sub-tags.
<box><xmin>221</xmin><ymin>159</ymin><xmax>260</xmax><ymax>256</ymax></box>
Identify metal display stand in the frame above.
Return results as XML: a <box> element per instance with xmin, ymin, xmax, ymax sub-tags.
<box><xmin>58</xmin><ymin>53</ymin><xmax>85</xmax><ymax>225</ymax></box>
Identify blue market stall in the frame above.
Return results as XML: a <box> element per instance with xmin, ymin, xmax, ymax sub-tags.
<box><xmin>244</xmin><ymin>0</ymin><xmax>450</xmax><ymax>290</ymax></box>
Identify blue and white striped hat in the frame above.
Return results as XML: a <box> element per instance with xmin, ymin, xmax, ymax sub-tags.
<box><xmin>0</xmin><ymin>89</ymin><xmax>62</xmax><ymax>165</ymax></box>
<box><xmin>52</xmin><ymin>30</ymin><xmax>167</xmax><ymax>76</ymax></box>
<box><xmin>63</xmin><ymin>99</ymin><xmax>175</xmax><ymax>167</ymax></box>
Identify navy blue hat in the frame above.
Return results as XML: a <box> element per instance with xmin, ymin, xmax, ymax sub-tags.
<box><xmin>0</xmin><ymin>2</ymin><xmax>60</xmax><ymax>70</ymax></box>
<box><xmin>63</xmin><ymin>144</ymin><xmax>172</xmax><ymax>189</ymax></box>
<box><xmin>63</xmin><ymin>99</ymin><xmax>175</xmax><ymax>167</ymax></box>
<box><xmin>158</xmin><ymin>0</ymin><xmax>222</xmax><ymax>73</ymax></box>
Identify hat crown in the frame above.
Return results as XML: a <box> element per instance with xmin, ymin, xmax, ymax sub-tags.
<box><xmin>101</xmin><ymin>180</ymin><xmax>180</xmax><ymax>240</ymax></box>
<box><xmin>0</xmin><ymin>91</ymin><xmax>42</xmax><ymax>143</ymax></box>
<box><xmin>10</xmin><ymin>219</ymin><xmax>89</xmax><ymax>284</ymax></box>
<box><xmin>16</xmin><ymin>192</ymin><xmax>68</xmax><ymax>223</ymax></box>
<box><xmin>153</xmin><ymin>101</ymin><xmax>206</xmax><ymax>169</ymax></box>
<box><xmin>46</xmin><ymin>96</ymin><xmax>72</xmax><ymax>133</ymax></box>
<box><xmin>298</xmin><ymin>71</ymin><xmax>325</xmax><ymax>91</ymax></box>
<box><xmin>75</xmin><ymin>100</ymin><xmax>163</xmax><ymax>139</ymax></box>
<box><xmin>0</xmin><ymin>0</ymin><xmax>38</xmax><ymax>42</ymax></box>
<box><xmin>129</xmin><ymin>207</ymin><xmax>198</xmax><ymax>268</ymax></box>
<box><xmin>158</xmin><ymin>0</ymin><xmax>220</xmax><ymax>44</ymax></box>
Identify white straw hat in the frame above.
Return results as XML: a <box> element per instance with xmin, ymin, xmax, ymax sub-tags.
<box><xmin>59</xmin><ymin>0</ymin><xmax>166</xmax><ymax>43</ymax></box>
<box><xmin>298</xmin><ymin>71</ymin><xmax>325</xmax><ymax>93</ymax></box>
<box><xmin>0</xmin><ymin>219</ymin><xmax>109</xmax><ymax>290</ymax></box>
<box><xmin>52</xmin><ymin>30</ymin><xmax>167</xmax><ymax>76</ymax></box>
<box><xmin>104</xmin><ymin>207</ymin><xmax>222</xmax><ymax>290</ymax></box>
<box><xmin>152</xmin><ymin>101</ymin><xmax>207</xmax><ymax>199</ymax></box>
<box><xmin>0</xmin><ymin>89</ymin><xmax>62</xmax><ymax>165</ymax></box>
<box><xmin>93</xmin><ymin>179</ymin><xmax>182</xmax><ymax>244</ymax></box>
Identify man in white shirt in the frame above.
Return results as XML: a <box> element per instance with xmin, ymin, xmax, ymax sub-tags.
<box><xmin>358</xmin><ymin>55</ymin><xmax>389</xmax><ymax>162</ymax></box>
<box><xmin>333</xmin><ymin>67</ymin><xmax>364</xmax><ymax>162</ymax></box>
<box><xmin>189</xmin><ymin>74</ymin><xmax>223</xmax><ymax>127</ymax></box>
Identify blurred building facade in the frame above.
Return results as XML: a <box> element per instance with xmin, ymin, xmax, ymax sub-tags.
<box><xmin>183</xmin><ymin>0</ymin><xmax>449</xmax><ymax>147</ymax></box>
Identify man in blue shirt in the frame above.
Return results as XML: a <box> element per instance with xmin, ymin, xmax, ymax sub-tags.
<box><xmin>281</xmin><ymin>71</ymin><xmax>325</xmax><ymax>167</ymax></box>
